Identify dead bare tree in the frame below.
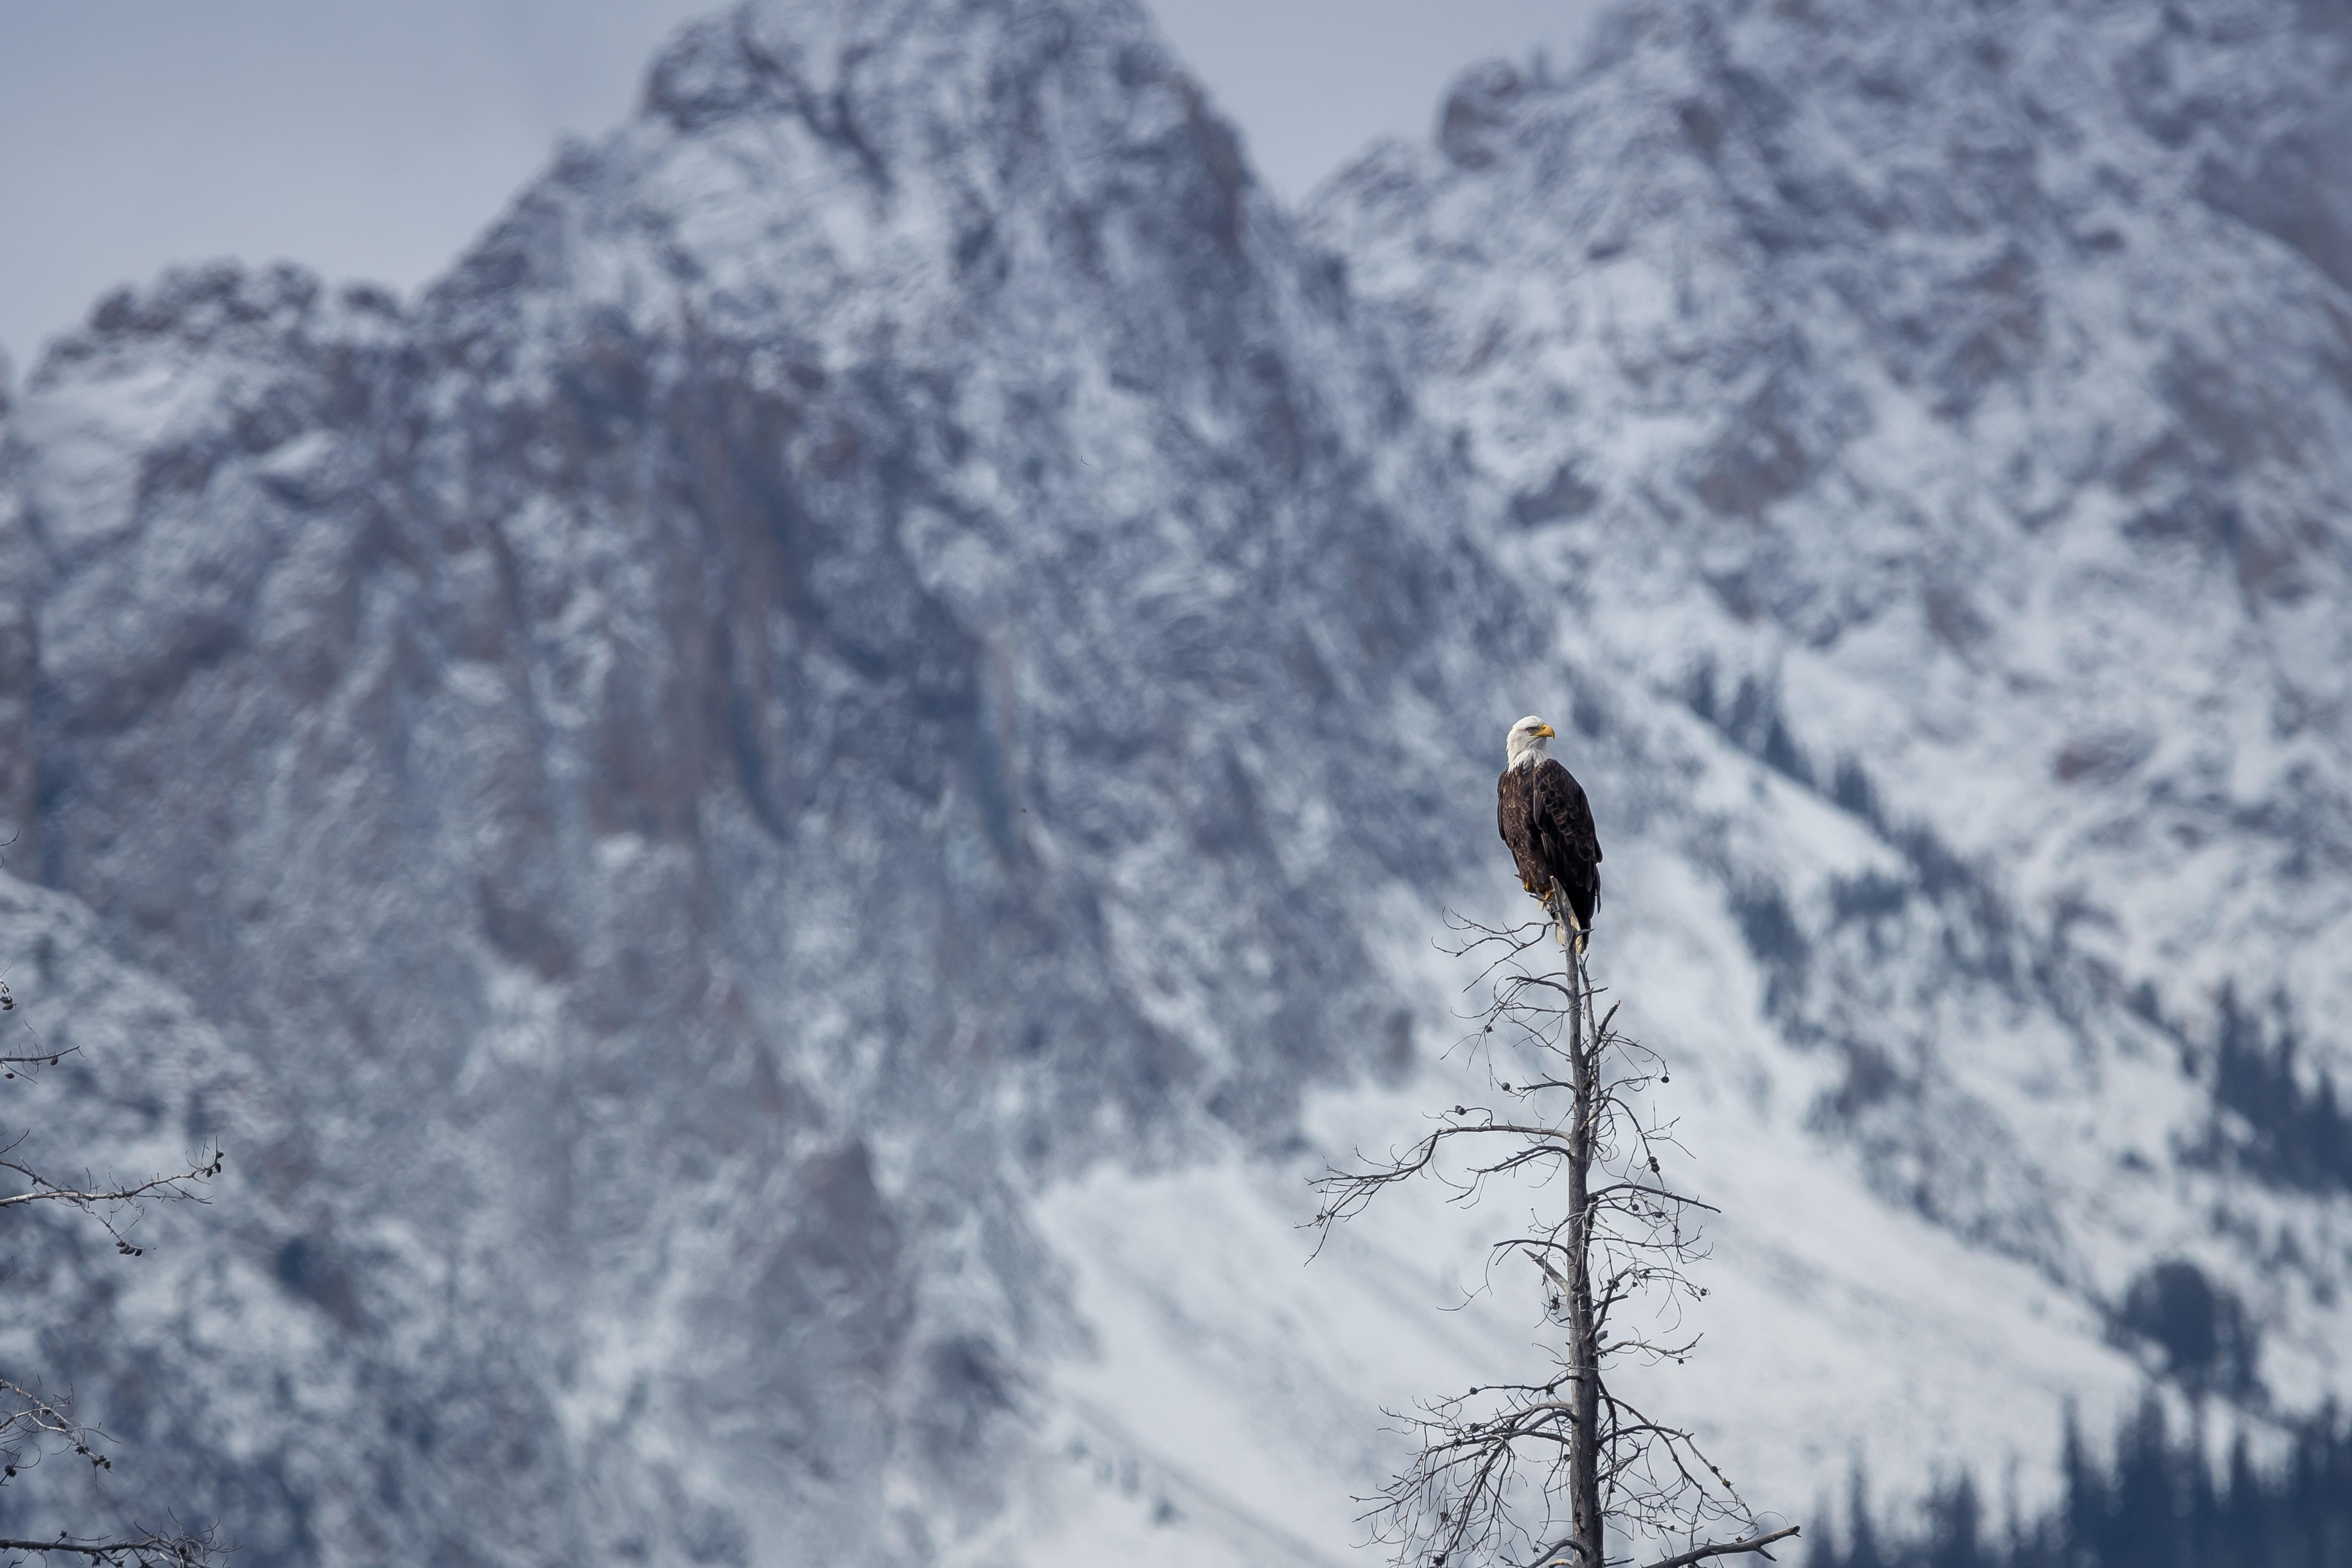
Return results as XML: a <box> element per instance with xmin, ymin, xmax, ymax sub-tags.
<box><xmin>1314</xmin><ymin>911</ymin><xmax>1797</xmax><ymax>1568</ymax></box>
<box><xmin>0</xmin><ymin>969</ymin><xmax>221</xmax><ymax>1568</ymax></box>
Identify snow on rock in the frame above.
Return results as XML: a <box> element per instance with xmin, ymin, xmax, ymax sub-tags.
<box><xmin>1</xmin><ymin>0</ymin><xmax>2347</xmax><ymax>1561</ymax></box>
<box><xmin>1310</xmin><ymin>0</ymin><xmax>2352</xmax><ymax>1486</ymax></box>
<box><xmin>6</xmin><ymin>0</ymin><xmax>1513</xmax><ymax>1561</ymax></box>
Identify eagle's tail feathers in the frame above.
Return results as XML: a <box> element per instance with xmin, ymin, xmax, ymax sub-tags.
<box><xmin>1543</xmin><ymin>888</ymin><xmax>1599</xmax><ymax>964</ymax></box>
<box><xmin>1545</xmin><ymin>887</ymin><xmax>1590</xmax><ymax>956</ymax></box>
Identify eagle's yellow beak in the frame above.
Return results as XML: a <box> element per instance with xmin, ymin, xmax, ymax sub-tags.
<box><xmin>1535</xmin><ymin>723</ymin><xmax>1557</xmax><ymax>739</ymax></box>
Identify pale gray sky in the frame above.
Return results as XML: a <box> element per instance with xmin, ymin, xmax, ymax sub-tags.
<box><xmin>0</xmin><ymin>1</ymin><xmax>1601</xmax><ymax>372</ymax></box>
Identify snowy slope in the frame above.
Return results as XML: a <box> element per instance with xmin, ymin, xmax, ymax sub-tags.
<box><xmin>2</xmin><ymin>0</ymin><xmax>2349</xmax><ymax>1562</ymax></box>
<box><xmin>1306</xmin><ymin>0</ymin><xmax>2352</xmax><ymax>1440</ymax></box>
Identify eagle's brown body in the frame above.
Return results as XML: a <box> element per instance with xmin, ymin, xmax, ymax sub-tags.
<box><xmin>1498</xmin><ymin>752</ymin><xmax>1603</xmax><ymax>950</ymax></box>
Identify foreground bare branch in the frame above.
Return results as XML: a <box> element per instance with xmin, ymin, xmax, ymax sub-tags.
<box><xmin>0</xmin><ymin>1143</ymin><xmax>223</xmax><ymax>1257</ymax></box>
<box><xmin>0</xmin><ymin>1336</ymin><xmax>218</xmax><ymax>1566</ymax></box>
<box><xmin>0</xmin><ymin>967</ymin><xmax>226</xmax><ymax>1567</ymax></box>
<box><xmin>0</xmin><ymin>1526</ymin><xmax>215</xmax><ymax>1567</ymax></box>
<box><xmin>1635</xmin><ymin>1523</ymin><xmax>1802</xmax><ymax>1568</ymax></box>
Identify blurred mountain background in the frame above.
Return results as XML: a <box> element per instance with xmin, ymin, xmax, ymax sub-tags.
<box><xmin>1</xmin><ymin>1</ymin><xmax>2349</xmax><ymax>1564</ymax></box>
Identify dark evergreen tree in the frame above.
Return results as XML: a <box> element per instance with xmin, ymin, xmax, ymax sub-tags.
<box><xmin>1845</xmin><ymin>1465</ymin><xmax>1886</xmax><ymax>1568</ymax></box>
<box><xmin>2206</xmin><ymin>986</ymin><xmax>2352</xmax><ymax>1195</ymax></box>
<box><xmin>1803</xmin><ymin>1397</ymin><xmax>2352</xmax><ymax>1568</ymax></box>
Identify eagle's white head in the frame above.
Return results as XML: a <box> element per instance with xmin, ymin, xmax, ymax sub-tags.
<box><xmin>1505</xmin><ymin>714</ymin><xmax>1557</xmax><ymax>770</ymax></box>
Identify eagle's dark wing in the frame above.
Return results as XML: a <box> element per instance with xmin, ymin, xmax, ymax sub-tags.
<box><xmin>1531</xmin><ymin>758</ymin><xmax>1602</xmax><ymax>932</ymax></box>
<box><xmin>1531</xmin><ymin>759</ymin><xmax>1600</xmax><ymax>867</ymax></box>
<box><xmin>1498</xmin><ymin>767</ymin><xmax>1546</xmax><ymax>895</ymax></box>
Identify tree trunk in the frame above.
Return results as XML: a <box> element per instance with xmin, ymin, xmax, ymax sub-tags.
<box><xmin>1565</xmin><ymin>942</ymin><xmax>1601</xmax><ymax>1567</ymax></box>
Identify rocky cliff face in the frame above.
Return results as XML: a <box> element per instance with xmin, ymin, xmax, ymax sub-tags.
<box><xmin>1310</xmin><ymin>0</ymin><xmax>2352</xmax><ymax>1296</ymax></box>
<box><xmin>3</xmin><ymin>0</ymin><xmax>1524</xmax><ymax>1560</ymax></box>
<box><xmin>3</xmin><ymin>0</ymin><xmax>2351</xmax><ymax>1563</ymax></box>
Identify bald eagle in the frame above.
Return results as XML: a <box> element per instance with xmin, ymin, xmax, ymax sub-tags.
<box><xmin>1497</xmin><ymin>716</ymin><xmax>1602</xmax><ymax>954</ymax></box>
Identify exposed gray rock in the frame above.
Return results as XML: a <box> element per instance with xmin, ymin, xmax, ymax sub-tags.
<box><xmin>1309</xmin><ymin>0</ymin><xmax>2352</xmax><ymax>1265</ymax></box>
<box><xmin>5</xmin><ymin>0</ymin><xmax>1523</xmax><ymax>1561</ymax></box>
<box><xmin>5</xmin><ymin>0</ymin><xmax>2352</xmax><ymax>1560</ymax></box>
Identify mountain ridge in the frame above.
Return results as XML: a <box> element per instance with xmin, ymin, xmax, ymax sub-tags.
<box><xmin>2</xmin><ymin>0</ymin><xmax>2349</xmax><ymax>1561</ymax></box>
<box><xmin>3</xmin><ymin>1</ymin><xmax>1533</xmax><ymax>1559</ymax></box>
<box><xmin>1307</xmin><ymin>0</ymin><xmax>2352</xmax><ymax>1284</ymax></box>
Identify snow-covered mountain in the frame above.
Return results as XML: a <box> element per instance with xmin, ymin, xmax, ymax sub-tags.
<box><xmin>1</xmin><ymin>0</ymin><xmax>2348</xmax><ymax>1562</ymax></box>
<box><xmin>1307</xmin><ymin>0</ymin><xmax>2352</xmax><ymax>1361</ymax></box>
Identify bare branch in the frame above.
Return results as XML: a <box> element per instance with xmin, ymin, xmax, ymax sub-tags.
<box><xmin>0</xmin><ymin>1528</ymin><xmax>215</xmax><ymax>1567</ymax></box>
<box><xmin>0</xmin><ymin>1049</ymin><xmax>75</xmax><ymax>1071</ymax></box>
<box><xmin>0</xmin><ymin>1148</ymin><xmax>223</xmax><ymax>1258</ymax></box>
<box><xmin>0</xmin><ymin>958</ymin><xmax>227</xmax><ymax>1568</ymax></box>
<box><xmin>1637</xmin><ymin>1524</ymin><xmax>1802</xmax><ymax>1568</ymax></box>
<box><xmin>1587</xmin><ymin>1181</ymin><xmax>1721</xmax><ymax>1215</ymax></box>
<box><xmin>0</xmin><ymin>1162</ymin><xmax>223</xmax><ymax>1211</ymax></box>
